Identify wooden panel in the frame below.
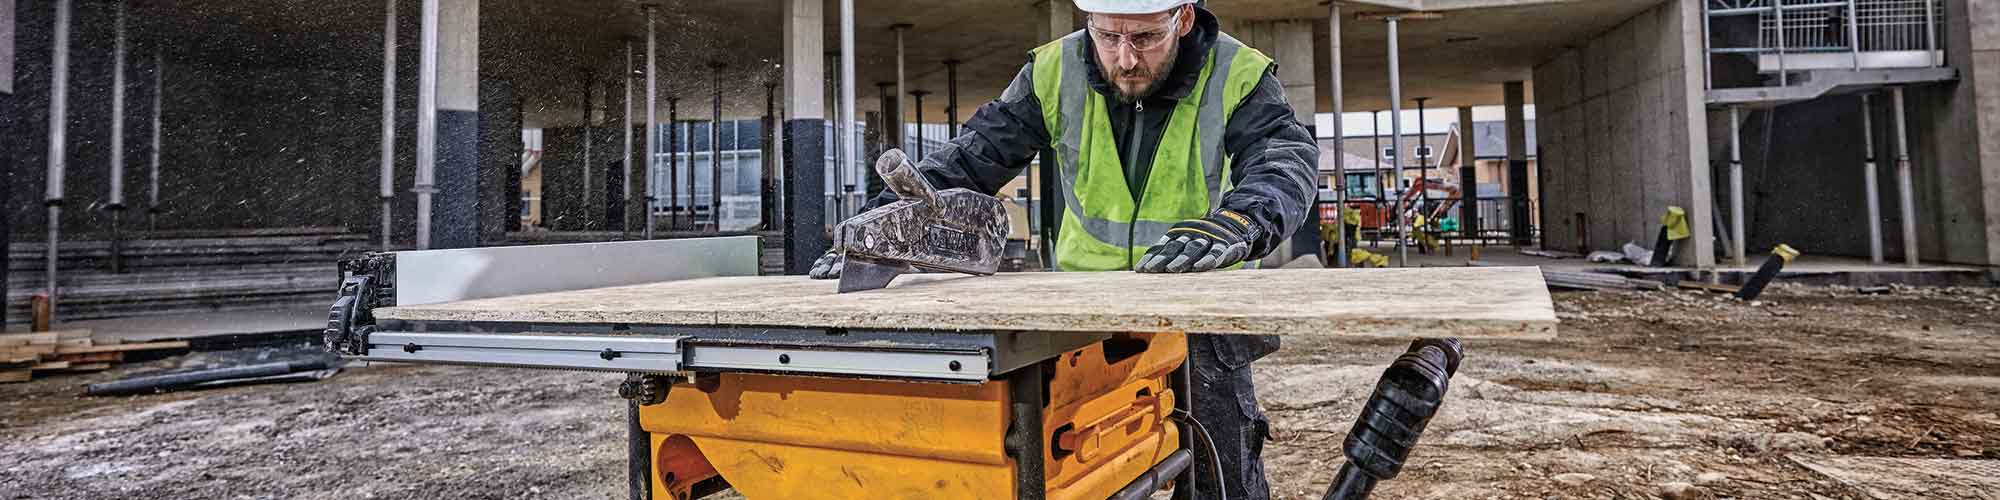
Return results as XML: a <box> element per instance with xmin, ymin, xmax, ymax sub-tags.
<box><xmin>380</xmin><ymin>267</ymin><xmax>1557</xmax><ymax>339</ymax></box>
<box><xmin>55</xmin><ymin>340</ymin><xmax>189</xmax><ymax>355</ymax></box>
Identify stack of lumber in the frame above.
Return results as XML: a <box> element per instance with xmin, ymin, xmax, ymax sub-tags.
<box><xmin>1539</xmin><ymin>270</ymin><xmax>1667</xmax><ymax>292</ymax></box>
<box><xmin>5</xmin><ymin>227</ymin><xmax>366</xmax><ymax>322</ymax></box>
<box><xmin>0</xmin><ymin>329</ymin><xmax>190</xmax><ymax>383</ymax></box>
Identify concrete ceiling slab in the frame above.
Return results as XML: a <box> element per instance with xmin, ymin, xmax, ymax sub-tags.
<box><xmin>132</xmin><ymin>0</ymin><xmax>1664</xmax><ymax>126</ymax></box>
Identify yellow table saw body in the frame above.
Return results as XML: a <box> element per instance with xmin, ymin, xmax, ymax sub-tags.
<box><xmin>641</xmin><ymin>332</ymin><xmax>1186</xmax><ymax>500</ymax></box>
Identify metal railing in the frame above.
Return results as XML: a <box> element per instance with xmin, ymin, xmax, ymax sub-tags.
<box><xmin>1316</xmin><ymin>196</ymin><xmax>1536</xmax><ymax>247</ymax></box>
<box><xmin>1705</xmin><ymin>0</ymin><xmax>1942</xmax><ymax>88</ymax></box>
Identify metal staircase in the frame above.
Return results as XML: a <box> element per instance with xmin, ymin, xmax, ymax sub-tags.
<box><xmin>1704</xmin><ymin>0</ymin><xmax>1955</xmax><ymax>107</ymax></box>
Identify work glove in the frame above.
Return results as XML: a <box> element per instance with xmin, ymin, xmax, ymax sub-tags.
<box><xmin>808</xmin><ymin>250</ymin><xmax>844</xmax><ymax>279</ymax></box>
<box><xmin>1136</xmin><ymin>210</ymin><xmax>1263</xmax><ymax>273</ymax></box>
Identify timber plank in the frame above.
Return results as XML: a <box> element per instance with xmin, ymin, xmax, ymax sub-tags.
<box><xmin>0</xmin><ymin>370</ymin><xmax>30</xmax><ymax>383</ymax></box>
<box><xmin>55</xmin><ymin>340</ymin><xmax>188</xmax><ymax>355</ymax></box>
<box><xmin>379</xmin><ymin>267</ymin><xmax>1557</xmax><ymax>339</ymax></box>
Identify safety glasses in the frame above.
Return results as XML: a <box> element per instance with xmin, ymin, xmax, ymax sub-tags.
<box><xmin>1086</xmin><ymin>7</ymin><xmax>1183</xmax><ymax>53</ymax></box>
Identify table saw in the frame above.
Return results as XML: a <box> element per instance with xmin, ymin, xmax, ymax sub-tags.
<box><xmin>322</xmin><ymin>236</ymin><xmax>1555</xmax><ymax>500</ymax></box>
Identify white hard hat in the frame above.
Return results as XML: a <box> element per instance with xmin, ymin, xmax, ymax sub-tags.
<box><xmin>1073</xmin><ymin>0</ymin><xmax>1195</xmax><ymax>15</ymax></box>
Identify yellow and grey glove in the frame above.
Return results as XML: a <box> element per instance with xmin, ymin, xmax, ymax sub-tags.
<box><xmin>1136</xmin><ymin>210</ymin><xmax>1262</xmax><ymax>273</ymax></box>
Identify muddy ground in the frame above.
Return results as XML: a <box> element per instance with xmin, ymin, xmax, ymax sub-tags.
<box><xmin>3</xmin><ymin>284</ymin><xmax>1997</xmax><ymax>499</ymax></box>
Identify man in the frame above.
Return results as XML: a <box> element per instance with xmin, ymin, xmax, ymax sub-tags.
<box><xmin>812</xmin><ymin>1</ymin><xmax>1317</xmax><ymax>497</ymax></box>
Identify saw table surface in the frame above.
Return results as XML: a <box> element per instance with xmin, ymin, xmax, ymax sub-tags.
<box><xmin>378</xmin><ymin>267</ymin><xmax>1555</xmax><ymax>338</ymax></box>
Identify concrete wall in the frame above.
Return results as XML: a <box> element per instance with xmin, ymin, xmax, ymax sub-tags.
<box><xmin>1917</xmin><ymin>0</ymin><xmax>2000</xmax><ymax>265</ymax></box>
<box><xmin>1533</xmin><ymin>0</ymin><xmax>1713</xmax><ymax>265</ymax></box>
<box><xmin>1710</xmin><ymin>0</ymin><xmax>1998</xmax><ymax>266</ymax></box>
<box><xmin>7</xmin><ymin>0</ymin><xmax>518</xmax><ymax>243</ymax></box>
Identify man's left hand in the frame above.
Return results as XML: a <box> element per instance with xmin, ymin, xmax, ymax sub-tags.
<box><xmin>1136</xmin><ymin>210</ymin><xmax>1262</xmax><ymax>273</ymax></box>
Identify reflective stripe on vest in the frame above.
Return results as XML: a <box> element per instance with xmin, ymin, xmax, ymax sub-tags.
<box><xmin>1031</xmin><ymin>30</ymin><xmax>1272</xmax><ymax>271</ymax></box>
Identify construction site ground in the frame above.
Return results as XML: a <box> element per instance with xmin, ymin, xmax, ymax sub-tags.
<box><xmin>2</xmin><ymin>283</ymin><xmax>1997</xmax><ymax>499</ymax></box>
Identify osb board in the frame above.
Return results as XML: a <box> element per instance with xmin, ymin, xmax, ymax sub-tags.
<box><xmin>379</xmin><ymin>267</ymin><xmax>1557</xmax><ymax>339</ymax></box>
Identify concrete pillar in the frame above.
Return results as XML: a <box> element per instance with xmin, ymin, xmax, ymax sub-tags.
<box><xmin>1238</xmin><ymin>20</ymin><xmax>1316</xmax><ymax>128</ymax></box>
<box><xmin>1503</xmin><ymin>81</ymin><xmax>1530</xmax><ymax>247</ymax></box>
<box><xmin>2</xmin><ymin>0</ymin><xmax>14</xmax><ymax>325</ymax></box>
<box><xmin>416</xmin><ymin>0</ymin><xmax>479</xmax><ymax>249</ymax></box>
<box><xmin>782</xmin><ymin>0</ymin><xmax>829</xmax><ymax>274</ymax></box>
<box><xmin>1457</xmin><ymin>106</ymin><xmax>1477</xmax><ymax>238</ymax></box>
<box><xmin>1240</xmin><ymin>18</ymin><xmax>1321</xmax><ymax>265</ymax></box>
<box><xmin>1036</xmin><ymin>0</ymin><xmax>1074</xmax><ymax>42</ymax></box>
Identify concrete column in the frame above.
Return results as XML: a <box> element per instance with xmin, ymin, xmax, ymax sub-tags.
<box><xmin>781</xmin><ymin>0</ymin><xmax>829</xmax><ymax>274</ymax></box>
<box><xmin>1503</xmin><ymin>81</ymin><xmax>1530</xmax><ymax>247</ymax></box>
<box><xmin>1036</xmin><ymin>0</ymin><xmax>1074</xmax><ymax>42</ymax></box>
<box><xmin>1241</xmin><ymin>18</ymin><xmax>1321</xmax><ymax>265</ymax></box>
<box><xmin>1240</xmin><ymin>20</ymin><xmax>1316</xmax><ymax>126</ymax></box>
<box><xmin>1457</xmin><ymin>106</ymin><xmax>1476</xmax><ymax>238</ymax></box>
<box><xmin>413</xmin><ymin>0</ymin><xmax>472</xmax><ymax>247</ymax></box>
<box><xmin>417</xmin><ymin>0</ymin><xmax>480</xmax><ymax>249</ymax></box>
<box><xmin>2</xmin><ymin>0</ymin><xmax>14</xmax><ymax>325</ymax></box>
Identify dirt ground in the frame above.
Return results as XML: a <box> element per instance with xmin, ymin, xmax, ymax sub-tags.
<box><xmin>3</xmin><ymin>283</ymin><xmax>1997</xmax><ymax>499</ymax></box>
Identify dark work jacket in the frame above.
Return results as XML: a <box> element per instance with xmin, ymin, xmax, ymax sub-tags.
<box><xmin>865</xmin><ymin>6</ymin><xmax>1320</xmax><ymax>262</ymax></box>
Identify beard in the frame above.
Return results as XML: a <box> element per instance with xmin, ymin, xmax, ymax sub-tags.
<box><xmin>1105</xmin><ymin>43</ymin><xmax>1179</xmax><ymax>104</ymax></box>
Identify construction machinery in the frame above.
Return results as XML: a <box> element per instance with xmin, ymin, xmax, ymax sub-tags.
<box><xmin>323</xmin><ymin>229</ymin><xmax>1551</xmax><ymax>499</ymax></box>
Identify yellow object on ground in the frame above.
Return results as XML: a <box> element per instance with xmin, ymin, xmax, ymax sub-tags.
<box><xmin>1661</xmin><ymin>206</ymin><xmax>1690</xmax><ymax>241</ymax></box>
<box><xmin>1772</xmin><ymin>243</ymin><xmax>1800</xmax><ymax>263</ymax></box>
<box><xmin>1349</xmin><ymin>248</ymin><xmax>1390</xmax><ymax>268</ymax></box>
<box><xmin>640</xmin><ymin>333</ymin><xmax>1187</xmax><ymax>500</ymax></box>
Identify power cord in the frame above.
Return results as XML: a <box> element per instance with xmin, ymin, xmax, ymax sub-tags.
<box><xmin>1171</xmin><ymin>408</ymin><xmax>1227</xmax><ymax>500</ymax></box>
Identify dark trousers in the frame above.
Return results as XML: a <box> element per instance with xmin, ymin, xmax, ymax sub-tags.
<box><xmin>1187</xmin><ymin>333</ymin><xmax>1279</xmax><ymax>500</ymax></box>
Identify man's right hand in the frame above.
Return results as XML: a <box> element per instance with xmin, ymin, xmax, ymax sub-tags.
<box><xmin>808</xmin><ymin>250</ymin><xmax>844</xmax><ymax>279</ymax></box>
